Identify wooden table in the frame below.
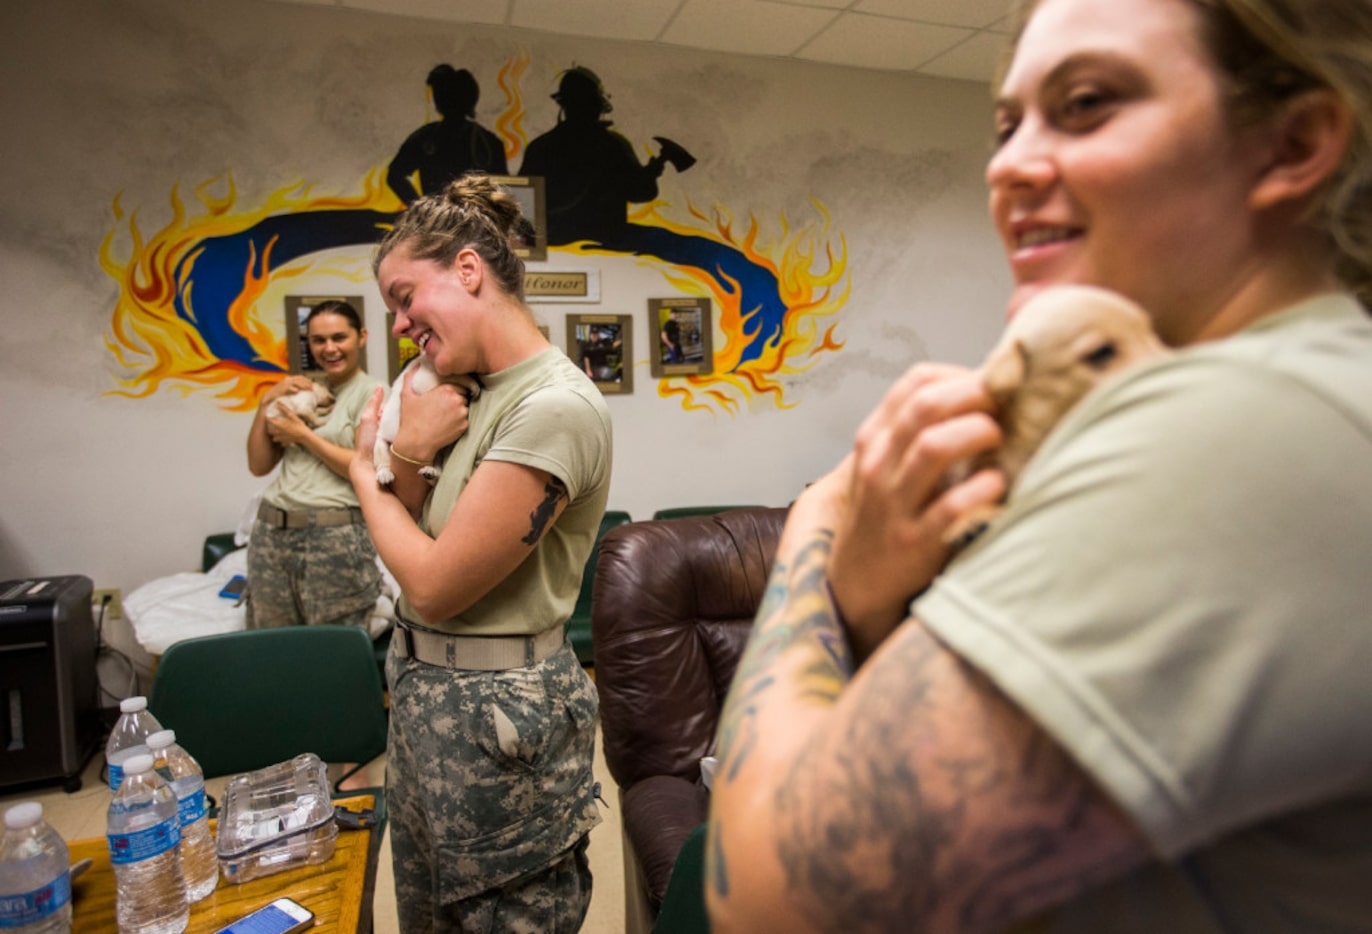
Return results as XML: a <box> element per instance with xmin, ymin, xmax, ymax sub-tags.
<box><xmin>69</xmin><ymin>794</ymin><xmax>379</xmax><ymax>934</ymax></box>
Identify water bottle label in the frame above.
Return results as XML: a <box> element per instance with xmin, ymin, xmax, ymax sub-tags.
<box><xmin>178</xmin><ymin>787</ymin><xmax>208</xmax><ymax>825</ymax></box>
<box><xmin>107</xmin><ymin>762</ymin><xmax>124</xmax><ymax>792</ymax></box>
<box><xmin>0</xmin><ymin>873</ymin><xmax>72</xmax><ymax>927</ymax></box>
<box><xmin>107</xmin><ymin>816</ymin><xmax>182</xmax><ymax>864</ymax></box>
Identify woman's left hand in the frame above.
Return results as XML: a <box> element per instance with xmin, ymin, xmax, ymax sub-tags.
<box><xmin>263</xmin><ymin>405</ymin><xmax>310</xmax><ymax>446</ymax></box>
<box><xmin>826</xmin><ymin>362</ymin><xmax>1007</xmax><ymax>652</ymax></box>
<box><xmin>390</xmin><ymin>369</ymin><xmax>476</xmax><ymax>460</ymax></box>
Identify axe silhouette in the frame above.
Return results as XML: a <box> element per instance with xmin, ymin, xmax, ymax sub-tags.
<box><xmin>651</xmin><ymin>136</ymin><xmax>697</xmax><ymax>173</ymax></box>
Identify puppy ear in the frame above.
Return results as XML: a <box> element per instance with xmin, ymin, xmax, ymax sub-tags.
<box><xmin>983</xmin><ymin>339</ymin><xmax>1028</xmax><ymax>403</ymax></box>
<box><xmin>1250</xmin><ymin>88</ymin><xmax>1352</xmax><ymax>212</ymax></box>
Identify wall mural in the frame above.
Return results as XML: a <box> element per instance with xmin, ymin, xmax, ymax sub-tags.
<box><xmin>100</xmin><ymin>53</ymin><xmax>849</xmax><ymax>415</ymax></box>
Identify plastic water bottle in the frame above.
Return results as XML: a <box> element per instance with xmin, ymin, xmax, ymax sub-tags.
<box><xmin>0</xmin><ymin>802</ymin><xmax>71</xmax><ymax>934</ymax></box>
<box><xmin>146</xmin><ymin>730</ymin><xmax>217</xmax><ymax>902</ymax></box>
<box><xmin>106</xmin><ymin>697</ymin><xmax>164</xmax><ymax>793</ymax></box>
<box><xmin>106</xmin><ymin>754</ymin><xmax>189</xmax><ymax>934</ymax></box>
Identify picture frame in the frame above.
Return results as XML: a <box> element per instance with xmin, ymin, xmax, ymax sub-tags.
<box><xmin>387</xmin><ymin>335</ymin><xmax>420</xmax><ymax>384</ymax></box>
<box><xmin>491</xmin><ymin>174</ymin><xmax>547</xmax><ymax>262</ymax></box>
<box><xmin>649</xmin><ymin>296</ymin><xmax>714</xmax><ymax>378</ymax></box>
<box><xmin>566</xmin><ymin>314</ymin><xmax>633</xmax><ymax>394</ymax></box>
<box><xmin>284</xmin><ymin>295</ymin><xmax>369</xmax><ymax>376</ymax></box>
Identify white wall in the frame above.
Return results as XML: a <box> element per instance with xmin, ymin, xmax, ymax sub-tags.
<box><xmin>0</xmin><ymin>0</ymin><xmax>1011</xmax><ymax>604</ymax></box>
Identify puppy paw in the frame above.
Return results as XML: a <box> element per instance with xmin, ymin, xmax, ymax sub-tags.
<box><xmin>419</xmin><ymin>465</ymin><xmax>442</xmax><ymax>483</ymax></box>
<box><xmin>375</xmin><ymin>468</ymin><xmax>396</xmax><ymax>487</ymax></box>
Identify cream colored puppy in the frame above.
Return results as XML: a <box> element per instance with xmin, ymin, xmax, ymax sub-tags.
<box><xmin>266</xmin><ymin>381</ymin><xmax>335</xmax><ymax>427</ymax></box>
<box><xmin>948</xmin><ymin>285</ymin><xmax>1169</xmax><ymax>543</ymax></box>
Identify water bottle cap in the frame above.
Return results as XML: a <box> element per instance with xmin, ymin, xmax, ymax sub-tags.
<box><xmin>147</xmin><ymin>729</ymin><xmax>175</xmax><ymax>749</ymax></box>
<box><xmin>119</xmin><ymin>696</ymin><xmax>148</xmax><ymax>713</ymax></box>
<box><xmin>122</xmin><ymin>753</ymin><xmax>155</xmax><ymax>776</ymax></box>
<box><xmin>4</xmin><ymin>802</ymin><xmax>42</xmax><ymax>829</ymax></box>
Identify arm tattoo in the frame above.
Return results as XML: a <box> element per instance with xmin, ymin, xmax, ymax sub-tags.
<box><xmin>711</xmin><ymin>529</ymin><xmax>855</xmax><ymax>905</ymax></box>
<box><xmin>522</xmin><ymin>476</ymin><xmax>567</xmax><ymax>545</ymax></box>
<box><xmin>772</xmin><ymin>627</ymin><xmax>1146</xmax><ymax>931</ymax></box>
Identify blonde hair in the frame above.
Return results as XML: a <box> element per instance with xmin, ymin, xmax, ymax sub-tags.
<box><xmin>374</xmin><ymin>172</ymin><xmax>536</xmax><ymax>300</ymax></box>
<box><xmin>1002</xmin><ymin>0</ymin><xmax>1372</xmax><ymax>305</ymax></box>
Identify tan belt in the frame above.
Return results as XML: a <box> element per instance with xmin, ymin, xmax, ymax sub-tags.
<box><xmin>392</xmin><ymin>618</ymin><xmax>565</xmax><ymax>671</ymax></box>
<box><xmin>257</xmin><ymin>502</ymin><xmax>361</xmax><ymax>529</ymax></box>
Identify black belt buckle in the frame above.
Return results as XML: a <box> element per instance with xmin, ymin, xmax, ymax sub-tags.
<box><xmin>398</xmin><ymin>622</ymin><xmax>416</xmax><ymax>658</ymax></box>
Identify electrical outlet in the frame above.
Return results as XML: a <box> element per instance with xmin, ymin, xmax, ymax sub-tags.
<box><xmin>93</xmin><ymin>588</ymin><xmax>123</xmax><ymax>619</ymax></box>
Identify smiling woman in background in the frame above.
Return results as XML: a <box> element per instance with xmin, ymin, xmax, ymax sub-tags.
<box><xmin>245</xmin><ymin>299</ymin><xmax>386</xmax><ymax>629</ymax></box>
<box><xmin>708</xmin><ymin>0</ymin><xmax>1372</xmax><ymax>930</ymax></box>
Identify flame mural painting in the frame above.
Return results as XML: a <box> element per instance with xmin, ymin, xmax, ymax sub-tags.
<box><xmin>101</xmin><ymin>54</ymin><xmax>849</xmax><ymax>415</ymax></box>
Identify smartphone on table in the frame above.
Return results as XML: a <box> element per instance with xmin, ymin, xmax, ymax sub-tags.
<box><xmin>212</xmin><ymin>897</ymin><xmax>314</xmax><ymax>934</ymax></box>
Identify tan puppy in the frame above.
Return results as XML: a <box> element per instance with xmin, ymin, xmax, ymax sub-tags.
<box><xmin>267</xmin><ymin>381</ymin><xmax>335</xmax><ymax>427</ymax></box>
<box><xmin>947</xmin><ymin>285</ymin><xmax>1169</xmax><ymax>543</ymax></box>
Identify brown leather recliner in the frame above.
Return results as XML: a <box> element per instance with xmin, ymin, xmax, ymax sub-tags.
<box><xmin>593</xmin><ymin>507</ymin><xmax>789</xmax><ymax>934</ymax></box>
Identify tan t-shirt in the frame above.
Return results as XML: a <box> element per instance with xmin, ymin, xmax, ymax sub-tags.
<box><xmin>401</xmin><ymin>348</ymin><xmax>613</xmax><ymax>636</ymax></box>
<box><xmin>917</xmin><ymin>293</ymin><xmax>1372</xmax><ymax>930</ymax></box>
<box><xmin>264</xmin><ymin>369</ymin><xmax>385</xmax><ymax>511</ymax></box>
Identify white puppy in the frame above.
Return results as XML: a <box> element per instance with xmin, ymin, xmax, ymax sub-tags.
<box><xmin>947</xmin><ymin>284</ymin><xmax>1169</xmax><ymax>543</ymax></box>
<box><xmin>267</xmin><ymin>381</ymin><xmax>334</xmax><ymax>427</ymax></box>
<box><xmin>373</xmin><ymin>356</ymin><xmax>482</xmax><ymax>486</ymax></box>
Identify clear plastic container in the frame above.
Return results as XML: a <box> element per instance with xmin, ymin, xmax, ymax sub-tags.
<box><xmin>106</xmin><ymin>753</ymin><xmax>188</xmax><ymax>934</ymax></box>
<box><xmin>0</xmin><ymin>802</ymin><xmax>72</xmax><ymax>934</ymax></box>
<box><xmin>146</xmin><ymin>731</ymin><xmax>217</xmax><ymax>903</ymax></box>
<box><xmin>106</xmin><ymin>697</ymin><xmax>163</xmax><ymax>793</ymax></box>
<box><xmin>215</xmin><ymin>753</ymin><xmax>337</xmax><ymax>885</ymax></box>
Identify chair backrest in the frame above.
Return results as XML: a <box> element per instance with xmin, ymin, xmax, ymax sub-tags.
<box><xmin>650</xmin><ymin>505</ymin><xmax>761</xmax><ymax>522</ymax></box>
<box><xmin>148</xmin><ymin>625</ymin><xmax>388</xmax><ymax>779</ymax></box>
<box><xmin>593</xmin><ymin>507</ymin><xmax>788</xmax><ymax>791</ymax></box>
<box><xmin>570</xmin><ymin>509</ymin><xmax>634</xmax><ymax>625</ymax></box>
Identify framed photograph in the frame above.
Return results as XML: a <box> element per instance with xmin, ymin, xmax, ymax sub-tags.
<box><xmin>491</xmin><ymin>174</ymin><xmax>547</xmax><ymax>262</ymax></box>
<box><xmin>284</xmin><ymin>295</ymin><xmax>369</xmax><ymax>376</ymax></box>
<box><xmin>649</xmin><ymin>297</ymin><xmax>713</xmax><ymax>378</ymax></box>
<box><xmin>387</xmin><ymin>335</ymin><xmax>420</xmax><ymax>384</ymax></box>
<box><xmin>567</xmin><ymin>314</ymin><xmax>633</xmax><ymax>394</ymax></box>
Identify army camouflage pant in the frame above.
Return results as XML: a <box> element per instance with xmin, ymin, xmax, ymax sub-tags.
<box><xmin>386</xmin><ymin>638</ymin><xmax>602</xmax><ymax>933</ymax></box>
<box><xmin>244</xmin><ymin>519</ymin><xmax>381</xmax><ymax>629</ymax></box>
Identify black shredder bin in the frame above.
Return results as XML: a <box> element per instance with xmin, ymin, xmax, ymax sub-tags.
<box><xmin>0</xmin><ymin>575</ymin><xmax>98</xmax><ymax>791</ymax></box>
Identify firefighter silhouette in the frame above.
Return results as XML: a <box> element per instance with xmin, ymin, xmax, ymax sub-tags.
<box><xmin>519</xmin><ymin>66</ymin><xmax>694</xmax><ymax>246</ymax></box>
<box><xmin>387</xmin><ymin>65</ymin><xmax>508</xmax><ymax>205</ymax></box>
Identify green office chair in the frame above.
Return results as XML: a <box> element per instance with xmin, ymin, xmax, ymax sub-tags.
<box><xmin>565</xmin><ymin>509</ymin><xmax>633</xmax><ymax>666</ymax></box>
<box><xmin>654</xmin><ymin>822</ymin><xmax>711</xmax><ymax>934</ymax></box>
<box><xmin>148</xmin><ymin>625</ymin><xmax>388</xmax><ymax>791</ymax></box>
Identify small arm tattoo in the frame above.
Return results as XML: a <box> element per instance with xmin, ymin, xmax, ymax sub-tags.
<box><xmin>522</xmin><ymin>476</ymin><xmax>568</xmax><ymax>545</ymax></box>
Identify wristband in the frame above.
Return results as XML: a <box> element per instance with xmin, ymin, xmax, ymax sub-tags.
<box><xmin>388</xmin><ymin>444</ymin><xmax>432</xmax><ymax>468</ymax></box>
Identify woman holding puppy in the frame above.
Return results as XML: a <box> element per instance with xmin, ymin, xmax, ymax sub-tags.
<box><xmin>709</xmin><ymin>0</ymin><xmax>1372</xmax><ymax>930</ymax></box>
<box><xmin>350</xmin><ymin>174</ymin><xmax>612</xmax><ymax>931</ymax></box>
<box><xmin>245</xmin><ymin>299</ymin><xmax>386</xmax><ymax>629</ymax></box>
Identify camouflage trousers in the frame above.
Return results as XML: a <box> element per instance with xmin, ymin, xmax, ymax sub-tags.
<box><xmin>244</xmin><ymin>518</ymin><xmax>381</xmax><ymax>629</ymax></box>
<box><xmin>385</xmin><ymin>638</ymin><xmax>602</xmax><ymax>933</ymax></box>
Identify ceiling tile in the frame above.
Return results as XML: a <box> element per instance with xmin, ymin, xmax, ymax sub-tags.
<box><xmin>662</xmin><ymin>0</ymin><xmax>838</xmax><ymax>57</ymax></box>
<box><xmin>853</xmin><ymin>0</ymin><xmax>1013</xmax><ymax>29</ymax></box>
<box><xmin>340</xmin><ymin>0</ymin><xmax>509</xmax><ymax>25</ymax></box>
<box><xmin>510</xmin><ymin>0</ymin><xmax>681</xmax><ymax>41</ymax></box>
<box><xmin>919</xmin><ymin>29</ymin><xmax>1011</xmax><ymax>82</ymax></box>
<box><xmin>771</xmin><ymin>0</ymin><xmax>851</xmax><ymax>8</ymax></box>
<box><xmin>799</xmin><ymin>13</ymin><xmax>971</xmax><ymax>71</ymax></box>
